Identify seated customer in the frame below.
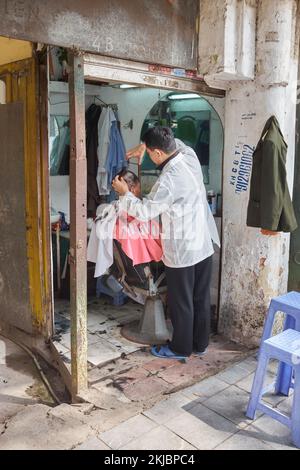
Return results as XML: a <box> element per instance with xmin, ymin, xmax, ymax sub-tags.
<box><xmin>117</xmin><ymin>169</ymin><xmax>141</xmax><ymax>199</ymax></box>
<box><xmin>87</xmin><ymin>170</ymin><xmax>162</xmax><ymax>278</ymax></box>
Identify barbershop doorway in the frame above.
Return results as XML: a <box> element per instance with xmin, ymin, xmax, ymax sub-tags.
<box><xmin>47</xmin><ymin>53</ymin><xmax>224</xmax><ymax>391</ymax></box>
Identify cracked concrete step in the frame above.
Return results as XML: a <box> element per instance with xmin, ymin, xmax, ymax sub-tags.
<box><xmin>0</xmin><ymin>404</ymin><xmax>94</xmax><ymax>450</ymax></box>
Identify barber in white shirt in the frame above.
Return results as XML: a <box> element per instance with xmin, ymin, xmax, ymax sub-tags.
<box><xmin>112</xmin><ymin>127</ymin><xmax>220</xmax><ymax>360</ymax></box>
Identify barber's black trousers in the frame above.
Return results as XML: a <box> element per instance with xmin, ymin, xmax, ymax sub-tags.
<box><xmin>165</xmin><ymin>255</ymin><xmax>213</xmax><ymax>356</ymax></box>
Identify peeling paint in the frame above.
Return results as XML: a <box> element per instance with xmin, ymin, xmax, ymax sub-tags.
<box><xmin>259</xmin><ymin>257</ymin><xmax>267</xmax><ymax>268</ymax></box>
<box><xmin>279</xmin><ymin>267</ymin><xmax>284</xmax><ymax>277</ymax></box>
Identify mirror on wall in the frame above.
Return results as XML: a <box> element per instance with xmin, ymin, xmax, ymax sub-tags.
<box><xmin>140</xmin><ymin>92</ymin><xmax>223</xmax><ymax>192</ymax></box>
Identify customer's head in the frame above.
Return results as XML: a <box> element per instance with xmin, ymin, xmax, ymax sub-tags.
<box><xmin>117</xmin><ymin>169</ymin><xmax>141</xmax><ymax>198</ymax></box>
<box><xmin>142</xmin><ymin>126</ymin><xmax>176</xmax><ymax>165</ymax></box>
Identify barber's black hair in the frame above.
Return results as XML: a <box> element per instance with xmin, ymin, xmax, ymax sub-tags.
<box><xmin>142</xmin><ymin>126</ymin><xmax>176</xmax><ymax>154</ymax></box>
<box><xmin>117</xmin><ymin>169</ymin><xmax>140</xmax><ymax>189</ymax></box>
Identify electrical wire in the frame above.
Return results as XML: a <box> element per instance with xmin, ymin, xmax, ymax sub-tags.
<box><xmin>0</xmin><ymin>332</ymin><xmax>61</xmax><ymax>405</ymax></box>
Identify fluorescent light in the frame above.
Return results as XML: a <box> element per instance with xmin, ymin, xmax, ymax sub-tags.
<box><xmin>168</xmin><ymin>93</ymin><xmax>201</xmax><ymax>100</ymax></box>
<box><xmin>119</xmin><ymin>84</ymin><xmax>138</xmax><ymax>89</ymax></box>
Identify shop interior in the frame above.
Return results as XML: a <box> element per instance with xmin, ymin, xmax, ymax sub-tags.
<box><xmin>49</xmin><ymin>53</ymin><xmax>224</xmax><ymax>369</ymax></box>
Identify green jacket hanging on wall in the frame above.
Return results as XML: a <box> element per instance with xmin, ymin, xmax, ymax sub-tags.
<box><xmin>247</xmin><ymin>115</ymin><xmax>297</xmax><ymax>233</ymax></box>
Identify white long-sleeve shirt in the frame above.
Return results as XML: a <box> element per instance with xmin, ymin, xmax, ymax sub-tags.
<box><xmin>97</xmin><ymin>108</ymin><xmax>116</xmax><ymax>195</ymax></box>
<box><xmin>119</xmin><ymin>142</ymin><xmax>220</xmax><ymax>268</ymax></box>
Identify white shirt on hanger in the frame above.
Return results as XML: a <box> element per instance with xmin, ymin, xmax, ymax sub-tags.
<box><xmin>97</xmin><ymin>107</ymin><xmax>116</xmax><ymax>195</ymax></box>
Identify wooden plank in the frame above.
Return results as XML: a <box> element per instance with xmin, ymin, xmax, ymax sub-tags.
<box><xmin>84</xmin><ymin>54</ymin><xmax>226</xmax><ymax>98</ymax></box>
<box><xmin>0</xmin><ymin>102</ymin><xmax>32</xmax><ymax>332</ymax></box>
<box><xmin>68</xmin><ymin>51</ymin><xmax>88</xmax><ymax>399</ymax></box>
<box><xmin>0</xmin><ymin>58</ymin><xmax>46</xmax><ymax>333</ymax></box>
<box><xmin>38</xmin><ymin>51</ymin><xmax>54</xmax><ymax>338</ymax></box>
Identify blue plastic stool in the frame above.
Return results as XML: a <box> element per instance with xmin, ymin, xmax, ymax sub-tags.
<box><xmin>260</xmin><ymin>292</ymin><xmax>300</xmax><ymax>396</ymax></box>
<box><xmin>96</xmin><ymin>277</ymin><xmax>127</xmax><ymax>306</ymax></box>
<box><xmin>246</xmin><ymin>329</ymin><xmax>300</xmax><ymax>448</ymax></box>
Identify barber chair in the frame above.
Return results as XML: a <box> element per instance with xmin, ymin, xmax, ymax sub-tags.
<box><xmin>109</xmin><ymin>240</ymin><xmax>171</xmax><ymax>345</ymax></box>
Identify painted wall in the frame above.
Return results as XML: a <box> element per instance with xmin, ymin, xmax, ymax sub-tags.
<box><xmin>0</xmin><ymin>58</ymin><xmax>47</xmax><ymax>332</ymax></box>
<box><xmin>200</xmin><ymin>0</ymin><xmax>299</xmax><ymax>346</ymax></box>
<box><xmin>0</xmin><ymin>37</ymin><xmax>32</xmax><ymax>66</ymax></box>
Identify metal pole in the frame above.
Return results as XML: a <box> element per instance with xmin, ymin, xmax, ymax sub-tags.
<box><xmin>68</xmin><ymin>50</ymin><xmax>88</xmax><ymax>399</ymax></box>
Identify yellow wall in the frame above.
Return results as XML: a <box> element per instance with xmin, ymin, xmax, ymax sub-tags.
<box><xmin>0</xmin><ymin>37</ymin><xmax>32</xmax><ymax>66</ymax></box>
<box><xmin>0</xmin><ymin>58</ymin><xmax>49</xmax><ymax>333</ymax></box>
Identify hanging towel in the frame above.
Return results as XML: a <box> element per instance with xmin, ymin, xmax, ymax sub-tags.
<box><xmin>87</xmin><ymin>203</ymin><xmax>118</xmax><ymax>277</ymax></box>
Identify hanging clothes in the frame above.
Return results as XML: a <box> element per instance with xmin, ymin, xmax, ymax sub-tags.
<box><xmin>86</xmin><ymin>104</ymin><xmax>102</xmax><ymax>218</ymax></box>
<box><xmin>97</xmin><ymin>107</ymin><xmax>115</xmax><ymax>195</ymax></box>
<box><xmin>97</xmin><ymin>107</ymin><xmax>127</xmax><ymax>194</ymax></box>
<box><xmin>247</xmin><ymin>116</ymin><xmax>297</xmax><ymax>233</ymax></box>
<box><xmin>106</xmin><ymin>120</ymin><xmax>127</xmax><ymax>185</ymax></box>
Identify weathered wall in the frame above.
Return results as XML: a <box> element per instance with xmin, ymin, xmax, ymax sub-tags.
<box><xmin>289</xmin><ymin>57</ymin><xmax>300</xmax><ymax>291</ymax></box>
<box><xmin>200</xmin><ymin>0</ymin><xmax>299</xmax><ymax>346</ymax></box>
<box><xmin>0</xmin><ymin>102</ymin><xmax>32</xmax><ymax>333</ymax></box>
<box><xmin>0</xmin><ymin>58</ymin><xmax>47</xmax><ymax>333</ymax></box>
<box><xmin>0</xmin><ymin>0</ymin><xmax>198</xmax><ymax>69</ymax></box>
<box><xmin>199</xmin><ymin>0</ymin><xmax>256</xmax><ymax>81</ymax></box>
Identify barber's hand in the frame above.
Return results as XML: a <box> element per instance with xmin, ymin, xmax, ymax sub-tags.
<box><xmin>112</xmin><ymin>176</ymin><xmax>129</xmax><ymax>195</ymax></box>
<box><xmin>126</xmin><ymin>143</ymin><xmax>146</xmax><ymax>164</ymax></box>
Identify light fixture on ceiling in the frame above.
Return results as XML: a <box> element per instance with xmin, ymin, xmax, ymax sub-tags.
<box><xmin>119</xmin><ymin>84</ymin><xmax>139</xmax><ymax>89</ymax></box>
<box><xmin>168</xmin><ymin>93</ymin><xmax>201</xmax><ymax>100</ymax></box>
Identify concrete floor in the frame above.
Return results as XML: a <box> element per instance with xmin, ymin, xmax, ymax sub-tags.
<box><xmin>1</xmin><ymin>293</ymin><xmax>297</xmax><ymax>450</ymax></box>
<box><xmin>88</xmin><ymin>355</ymin><xmax>298</xmax><ymax>451</ymax></box>
<box><xmin>0</xmin><ymin>336</ymin><xmax>297</xmax><ymax>450</ymax></box>
<box><xmin>0</xmin><ymin>335</ymin><xmax>54</xmax><ymax>436</ymax></box>
<box><xmin>53</xmin><ymin>297</ymin><xmax>143</xmax><ymax>367</ymax></box>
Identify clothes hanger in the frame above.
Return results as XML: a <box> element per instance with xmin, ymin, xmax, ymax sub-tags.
<box><xmin>94</xmin><ymin>96</ymin><xmax>108</xmax><ymax>107</ymax></box>
<box><xmin>93</xmin><ymin>96</ymin><xmax>118</xmax><ymax>114</ymax></box>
